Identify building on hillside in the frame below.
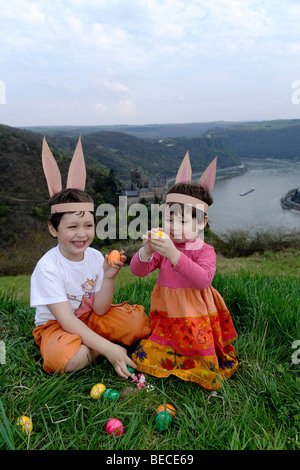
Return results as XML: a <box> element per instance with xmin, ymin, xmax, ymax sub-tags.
<box><xmin>123</xmin><ymin>190</ymin><xmax>140</xmax><ymax>206</ymax></box>
<box><xmin>123</xmin><ymin>169</ymin><xmax>168</xmax><ymax>206</ymax></box>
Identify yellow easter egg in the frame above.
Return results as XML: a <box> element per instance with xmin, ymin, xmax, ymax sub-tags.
<box><xmin>90</xmin><ymin>383</ymin><xmax>106</xmax><ymax>399</ymax></box>
<box><xmin>154</xmin><ymin>230</ymin><xmax>167</xmax><ymax>238</ymax></box>
<box><xmin>17</xmin><ymin>415</ymin><xmax>33</xmax><ymax>434</ymax></box>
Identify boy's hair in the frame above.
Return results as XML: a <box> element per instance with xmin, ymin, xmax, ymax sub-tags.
<box><xmin>48</xmin><ymin>188</ymin><xmax>96</xmax><ymax>230</ymax></box>
<box><xmin>166</xmin><ymin>182</ymin><xmax>213</xmax><ymax>224</ymax></box>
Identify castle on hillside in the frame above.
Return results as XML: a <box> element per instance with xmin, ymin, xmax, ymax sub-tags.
<box><xmin>122</xmin><ymin>169</ymin><xmax>168</xmax><ymax>206</ymax></box>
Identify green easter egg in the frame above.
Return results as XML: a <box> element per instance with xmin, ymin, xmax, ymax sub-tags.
<box><xmin>102</xmin><ymin>388</ymin><xmax>113</xmax><ymax>399</ymax></box>
<box><xmin>108</xmin><ymin>389</ymin><xmax>120</xmax><ymax>400</ymax></box>
<box><xmin>155</xmin><ymin>410</ymin><xmax>172</xmax><ymax>432</ymax></box>
<box><xmin>126</xmin><ymin>365</ymin><xmax>135</xmax><ymax>374</ymax></box>
<box><xmin>102</xmin><ymin>388</ymin><xmax>120</xmax><ymax>400</ymax></box>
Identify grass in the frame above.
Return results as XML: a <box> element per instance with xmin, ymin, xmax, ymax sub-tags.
<box><xmin>1</xmin><ymin>249</ymin><xmax>299</xmax><ymax>303</ymax></box>
<box><xmin>0</xmin><ymin>254</ymin><xmax>299</xmax><ymax>450</ymax></box>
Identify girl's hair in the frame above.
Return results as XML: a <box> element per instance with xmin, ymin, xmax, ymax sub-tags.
<box><xmin>166</xmin><ymin>182</ymin><xmax>213</xmax><ymax>224</ymax></box>
<box><xmin>48</xmin><ymin>188</ymin><xmax>95</xmax><ymax>230</ymax></box>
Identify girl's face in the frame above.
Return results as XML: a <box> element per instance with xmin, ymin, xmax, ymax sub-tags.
<box><xmin>48</xmin><ymin>211</ymin><xmax>95</xmax><ymax>261</ymax></box>
<box><xmin>164</xmin><ymin>206</ymin><xmax>207</xmax><ymax>243</ymax></box>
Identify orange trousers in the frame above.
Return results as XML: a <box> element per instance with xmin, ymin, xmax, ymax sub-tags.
<box><xmin>33</xmin><ymin>302</ymin><xmax>151</xmax><ymax>374</ymax></box>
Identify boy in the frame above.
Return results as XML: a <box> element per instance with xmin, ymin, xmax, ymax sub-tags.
<box><xmin>30</xmin><ymin>138</ymin><xmax>150</xmax><ymax>377</ymax></box>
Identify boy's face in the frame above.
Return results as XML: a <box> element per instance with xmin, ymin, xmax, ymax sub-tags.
<box><xmin>48</xmin><ymin>211</ymin><xmax>95</xmax><ymax>261</ymax></box>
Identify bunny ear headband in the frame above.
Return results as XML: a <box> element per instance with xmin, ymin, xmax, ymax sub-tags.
<box><xmin>42</xmin><ymin>136</ymin><xmax>94</xmax><ymax>214</ymax></box>
<box><xmin>166</xmin><ymin>152</ymin><xmax>217</xmax><ymax>213</ymax></box>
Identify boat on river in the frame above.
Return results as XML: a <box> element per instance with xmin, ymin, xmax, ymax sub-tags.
<box><xmin>240</xmin><ymin>187</ymin><xmax>255</xmax><ymax>196</ymax></box>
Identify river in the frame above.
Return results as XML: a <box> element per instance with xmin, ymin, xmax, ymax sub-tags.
<box><xmin>202</xmin><ymin>159</ymin><xmax>300</xmax><ymax>235</ymax></box>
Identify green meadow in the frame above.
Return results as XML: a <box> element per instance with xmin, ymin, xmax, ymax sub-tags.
<box><xmin>0</xmin><ymin>251</ymin><xmax>299</xmax><ymax>451</ymax></box>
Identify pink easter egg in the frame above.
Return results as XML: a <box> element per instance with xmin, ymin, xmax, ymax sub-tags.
<box><xmin>106</xmin><ymin>418</ymin><xmax>124</xmax><ymax>436</ymax></box>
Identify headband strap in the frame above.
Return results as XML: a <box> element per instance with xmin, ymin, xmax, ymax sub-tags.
<box><xmin>50</xmin><ymin>202</ymin><xmax>95</xmax><ymax>214</ymax></box>
<box><xmin>166</xmin><ymin>193</ymin><xmax>208</xmax><ymax>213</ymax></box>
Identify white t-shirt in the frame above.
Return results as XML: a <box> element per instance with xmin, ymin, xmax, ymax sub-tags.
<box><xmin>30</xmin><ymin>246</ymin><xmax>104</xmax><ymax>327</ymax></box>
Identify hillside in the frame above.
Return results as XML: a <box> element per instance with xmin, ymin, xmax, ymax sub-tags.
<box><xmin>206</xmin><ymin>119</ymin><xmax>300</xmax><ymax>161</ymax></box>
<box><xmin>41</xmin><ymin>131</ymin><xmax>240</xmax><ymax>182</ymax></box>
<box><xmin>25</xmin><ymin>121</ymin><xmax>237</xmax><ymax>139</ymax></box>
<box><xmin>26</xmin><ymin>119</ymin><xmax>300</xmax><ymax>162</ymax></box>
<box><xmin>0</xmin><ymin>124</ymin><xmax>239</xmax><ymax>248</ymax></box>
<box><xmin>0</xmin><ymin>125</ymin><xmax>122</xmax><ymax>245</ymax></box>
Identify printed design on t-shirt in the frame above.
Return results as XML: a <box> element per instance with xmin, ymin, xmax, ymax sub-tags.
<box><xmin>67</xmin><ymin>274</ymin><xmax>99</xmax><ymax>316</ymax></box>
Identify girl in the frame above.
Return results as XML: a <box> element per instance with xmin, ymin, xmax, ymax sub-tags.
<box><xmin>130</xmin><ymin>153</ymin><xmax>238</xmax><ymax>390</ymax></box>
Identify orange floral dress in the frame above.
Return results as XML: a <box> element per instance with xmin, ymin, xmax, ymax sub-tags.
<box><xmin>130</xmin><ymin>239</ymin><xmax>238</xmax><ymax>390</ymax></box>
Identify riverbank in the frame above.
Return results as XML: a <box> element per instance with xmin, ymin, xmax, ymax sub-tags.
<box><xmin>207</xmin><ymin>159</ymin><xmax>300</xmax><ymax>235</ymax></box>
<box><xmin>166</xmin><ymin>163</ymin><xmax>247</xmax><ymax>186</ymax></box>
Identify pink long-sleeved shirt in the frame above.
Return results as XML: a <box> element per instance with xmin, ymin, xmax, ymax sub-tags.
<box><xmin>130</xmin><ymin>238</ymin><xmax>216</xmax><ymax>290</ymax></box>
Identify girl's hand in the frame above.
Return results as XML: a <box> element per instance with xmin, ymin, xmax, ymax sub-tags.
<box><xmin>140</xmin><ymin>231</ymin><xmax>155</xmax><ymax>260</ymax></box>
<box><xmin>150</xmin><ymin>231</ymin><xmax>180</xmax><ymax>265</ymax></box>
<box><xmin>104</xmin><ymin>342</ymin><xmax>137</xmax><ymax>379</ymax></box>
<box><xmin>103</xmin><ymin>250</ymin><xmax>126</xmax><ymax>279</ymax></box>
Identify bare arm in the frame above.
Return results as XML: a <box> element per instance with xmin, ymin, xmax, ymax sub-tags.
<box><xmin>93</xmin><ymin>251</ymin><xmax>126</xmax><ymax>316</ymax></box>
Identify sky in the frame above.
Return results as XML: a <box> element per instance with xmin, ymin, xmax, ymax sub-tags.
<box><xmin>1</xmin><ymin>0</ymin><xmax>300</xmax><ymax>127</ymax></box>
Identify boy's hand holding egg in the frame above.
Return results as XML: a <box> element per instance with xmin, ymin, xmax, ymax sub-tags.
<box><xmin>104</xmin><ymin>250</ymin><xmax>126</xmax><ymax>278</ymax></box>
<box><xmin>108</xmin><ymin>250</ymin><xmax>121</xmax><ymax>265</ymax></box>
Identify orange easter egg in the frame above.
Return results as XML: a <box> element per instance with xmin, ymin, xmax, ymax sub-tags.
<box><xmin>157</xmin><ymin>404</ymin><xmax>176</xmax><ymax>418</ymax></box>
<box><xmin>108</xmin><ymin>250</ymin><xmax>121</xmax><ymax>265</ymax></box>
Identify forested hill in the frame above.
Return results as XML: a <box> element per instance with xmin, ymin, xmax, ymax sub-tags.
<box><xmin>0</xmin><ymin>123</ymin><xmax>239</xmax><ymax>245</ymax></box>
<box><xmin>205</xmin><ymin>120</ymin><xmax>300</xmax><ymax>161</ymax></box>
<box><xmin>24</xmin><ymin>121</ymin><xmax>234</xmax><ymax>139</ymax></box>
<box><xmin>0</xmin><ymin>125</ymin><xmax>122</xmax><ymax>244</ymax></box>
<box><xmin>40</xmin><ymin>131</ymin><xmax>240</xmax><ymax>182</ymax></box>
<box><xmin>27</xmin><ymin>118</ymin><xmax>300</xmax><ymax>162</ymax></box>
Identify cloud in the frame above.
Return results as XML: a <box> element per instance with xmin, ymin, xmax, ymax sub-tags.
<box><xmin>102</xmin><ymin>80</ymin><xmax>130</xmax><ymax>93</ymax></box>
<box><xmin>93</xmin><ymin>102</ymin><xmax>108</xmax><ymax>114</ymax></box>
<box><xmin>1</xmin><ymin>0</ymin><xmax>300</xmax><ymax>125</ymax></box>
<box><xmin>1</xmin><ymin>0</ymin><xmax>44</xmax><ymax>24</ymax></box>
<box><xmin>116</xmin><ymin>99</ymin><xmax>136</xmax><ymax>116</ymax></box>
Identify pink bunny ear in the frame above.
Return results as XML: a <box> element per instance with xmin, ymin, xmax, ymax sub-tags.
<box><xmin>66</xmin><ymin>135</ymin><xmax>86</xmax><ymax>190</ymax></box>
<box><xmin>198</xmin><ymin>157</ymin><xmax>217</xmax><ymax>194</ymax></box>
<box><xmin>175</xmin><ymin>151</ymin><xmax>192</xmax><ymax>184</ymax></box>
<box><xmin>41</xmin><ymin>136</ymin><xmax>62</xmax><ymax>197</ymax></box>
